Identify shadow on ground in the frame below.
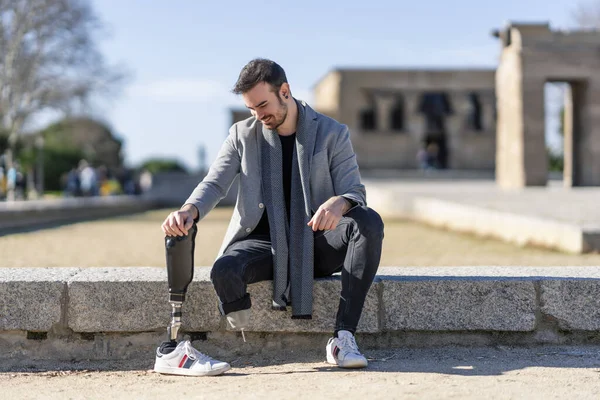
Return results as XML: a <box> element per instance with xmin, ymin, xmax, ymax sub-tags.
<box><xmin>2</xmin><ymin>346</ymin><xmax>600</xmax><ymax>377</ymax></box>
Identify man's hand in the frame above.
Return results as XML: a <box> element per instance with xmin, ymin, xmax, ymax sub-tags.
<box><xmin>307</xmin><ymin>196</ymin><xmax>351</xmax><ymax>231</ymax></box>
<box><xmin>161</xmin><ymin>205</ymin><xmax>197</xmax><ymax>236</ymax></box>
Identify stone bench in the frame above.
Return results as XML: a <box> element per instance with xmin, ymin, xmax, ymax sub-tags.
<box><xmin>3</xmin><ymin>266</ymin><xmax>600</xmax><ymax>334</ymax></box>
<box><xmin>1</xmin><ymin>266</ymin><xmax>600</xmax><ymax>361</ymax></box>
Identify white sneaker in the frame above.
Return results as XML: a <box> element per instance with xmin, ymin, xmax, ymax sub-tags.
<box><xmin>153</xmin><ymin>340</ymin><xmax>231</xmax><ymax>376</ymax></box>
<box><xmin>326</xmin><ymin>330</ymin><xmax>368</xmax><ymax>368</ymax></box>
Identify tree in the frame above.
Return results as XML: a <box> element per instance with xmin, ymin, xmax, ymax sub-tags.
<box><xmin>18</xmin><ymin>139</ymin><xmax>83</xmax><ymax>191</ymax></box>
<box><xmin>35</xmin><ymin>116</ymin><xmax>124</xmax><ymax>191</ymax></box>
<box><xmin>0</xmin><ymin>0</ymin><xmax>126</xmax><ymax>169</ymax></box>
<box><xmin>139</xmin><ymin>158</ymin><xmax>188</xmax><ymax>175</ymax></box>
<box><xmin>40</xmin><ymin>117</ymin><xmax>124</xmax><ymax>170</ymax></box>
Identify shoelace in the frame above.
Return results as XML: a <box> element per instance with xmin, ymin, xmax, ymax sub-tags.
<box><xmin>339</xmin><ymin>334</ymin><xmax>361</xmax><ymax>355</ymax></box>
<box><xmin>184</xmin><ymin>341</ymin><xmax>213</xmax><ymax>362</ymax></box>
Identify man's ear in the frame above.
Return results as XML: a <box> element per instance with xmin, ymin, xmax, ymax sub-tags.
<box><xmin>281</xmin><ymin>83</ymin><xmax>291</xmax><ymax>99</ymax></box>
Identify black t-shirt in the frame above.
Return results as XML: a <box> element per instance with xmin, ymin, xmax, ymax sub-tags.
<box><xmin>250</xmin><ymin>133</ymin><xmax>296</xmax><ymax>236</ymax></box>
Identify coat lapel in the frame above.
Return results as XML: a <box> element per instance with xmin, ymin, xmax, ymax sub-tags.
<box><xmin>255</xmin><ymin>121</ymin><xmax>263</xmax><ymax>181</ymax></box>
<box><xmin>296</xmin><ymin>100</ymin><xmax>317</xmax><ymax>214</ymax></box>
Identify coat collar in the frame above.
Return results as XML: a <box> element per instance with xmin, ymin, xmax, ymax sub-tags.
<box><xmin>255</xmin><ymin>97</ymin><xmax>318</xmax><ymax>179</ymax></box>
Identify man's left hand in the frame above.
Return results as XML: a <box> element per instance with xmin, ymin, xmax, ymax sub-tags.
<box><xmin>307</xmin><ymin>196</ymin><xmax>351</xmax><ymax>231</ymax></box>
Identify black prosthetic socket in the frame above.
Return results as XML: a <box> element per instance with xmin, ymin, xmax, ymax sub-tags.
<box><xmin>166</xmin><ymin>223</ymin><xmax>197</xmax><ymax>303</ymax></box>
<box><xmin>165</xmin><ymin>224</ymin><xmax>197</xmax><ymax>342</ymax></box>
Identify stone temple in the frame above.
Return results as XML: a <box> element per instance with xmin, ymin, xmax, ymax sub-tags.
<box><xmin>230</xmin><ymin>21</ymin><xmax>600</xmax><ymax>187</ymax></box>
<box><xmin>312</xmin><ymin>68</ymin><xmax>496</xmax><ymax>171</ymax></box>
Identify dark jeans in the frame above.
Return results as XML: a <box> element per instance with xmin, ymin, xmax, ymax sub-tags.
<box><xmin>210</xmin><ymin>206</ymin><xmax>384</xmax><ymax>333</ymax></box>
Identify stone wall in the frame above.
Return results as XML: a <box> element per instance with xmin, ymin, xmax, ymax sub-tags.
<box><xmin>145</xmin><ymin>171</ymin><xmax>237</xmax><ymax>207</ymax></box>
<box><xmin>2</xmin><ymin>266</ymin><xmax>600</xmax><ymax>361</ymax></box>
<box><xmin>0</xmin><ymin>196</ymin><xmax>158</xmax><ymax>233</ymax></box>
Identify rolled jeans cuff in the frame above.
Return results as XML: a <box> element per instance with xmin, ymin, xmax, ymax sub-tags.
<box><xmin>218</xmin><ymin>293</ymin><xmax>251</xmax><ymax>316</ymax></box>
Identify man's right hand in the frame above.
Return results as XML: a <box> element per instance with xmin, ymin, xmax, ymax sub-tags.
<box><xmin>161</xmin><ymin>207</ymin><xmax>195</xmax><ymax>237</ymax></box>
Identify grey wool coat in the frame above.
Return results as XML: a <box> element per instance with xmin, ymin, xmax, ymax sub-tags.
<box><xmin>184</xmin><ymin>99</ymin><xmax>366</xmax><ymax>274</ymax></box>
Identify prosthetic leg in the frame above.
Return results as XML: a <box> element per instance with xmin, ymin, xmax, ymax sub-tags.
<box><xmin>154</xmin><ymin>223</ymin><xmax>232</xmax><ymax>376</ymax></box>
<box><xmin>164</xmin><ymin>223</ymin><xmax>197</xmax><ymax>345</ymax></box>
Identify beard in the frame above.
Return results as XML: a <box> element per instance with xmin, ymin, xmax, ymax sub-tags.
<box><xmin>263</xmin><ymin>94</ymin><xmax>288</xmax><ymax>130</ymax></box>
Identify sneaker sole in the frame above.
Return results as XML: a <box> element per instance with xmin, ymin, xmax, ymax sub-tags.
<box><xmin>338</xmin><ymin>359</ymin><xmax>368</xmax><ymax>369</ymax></box>
<box><xmin>153</xmin><ymin>364</ymin><xmax>231</xmax><ymax>377</ymax></box>
<box><xmin>327</xmin><ymin>357</ymin><xmax>368</xmax><ymax>369</ymax></box>
<box><xmin>326</xmin><ymin>350</ymin><xmax>368</xmax><ymax>369</ymax></box>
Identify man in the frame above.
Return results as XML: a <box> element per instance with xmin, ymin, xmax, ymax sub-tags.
<box><xmin>157</xmin><ymin>58</ymin><xmax>384</xmax><ymax>375</ymax></box>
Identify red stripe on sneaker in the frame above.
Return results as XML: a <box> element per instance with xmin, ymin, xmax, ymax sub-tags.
<box><xmin>178</xmin><ymin>354</ymin><xmax>188</xmax><ymax>368</ymax></box>
<box><xmin>333</xmin><ymin>346</ymin><xmax>340</xmax><ymax>358</ymax></box>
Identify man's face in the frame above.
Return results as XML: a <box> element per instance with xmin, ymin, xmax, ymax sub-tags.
<box><xmin>242</xmin><ymin>82</ymin><xmax>288</xmax><ymax>130</ymax></box>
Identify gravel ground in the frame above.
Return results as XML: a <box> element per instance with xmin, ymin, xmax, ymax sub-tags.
<box><xmin>1</xmin><ymin>208</ymin><xmax>600</xmax><ymax>268</ymax></box>
<box><xmin>2</xmin><ymin>346</ymin><xmax>600</xmax><ymax>399</ymax></box>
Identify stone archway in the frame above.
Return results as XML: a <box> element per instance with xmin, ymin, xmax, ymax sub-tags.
<box><xmin>494</xmin><ymin>22</ymin><xmax>600</xmax><ymax>188</ymax></box>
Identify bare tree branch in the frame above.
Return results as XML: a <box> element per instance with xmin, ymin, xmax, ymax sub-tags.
<box><xmin>0</xmin><ymin>0</ymin><xmax>127</xmax><ymax>142</ymax></box>
<box><xmin>572</xmin><ymin>1</ymin><xmax>600</xmax><ymax>29</ymax></box>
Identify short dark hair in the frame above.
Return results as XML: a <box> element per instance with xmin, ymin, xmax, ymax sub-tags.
<box><xmin>232</xmin><ymin>58</ymin><xmax>288</xmax><ymax>94</ymax></box>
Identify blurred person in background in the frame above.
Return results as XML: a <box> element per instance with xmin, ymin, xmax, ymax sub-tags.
<box><xmin>64</xmin><ymin>167</ymin><xmax>81</xmax><ymax>197</ymax></box>
<box><xmin>139</xmin><ymin>169</ymin><xmax>153</xmax><ymax>194</ymax></box>
<box><xmin>0</xmin><ymin>166</ymin><xmax>5</xmax><ymax>200</ymax></box>
<box><xmin>98</xmin><ymin>167</ymin><xmax>123</xmax><ymax>196</ymax></box>
<box><xmin>78</xmin><ymin>160</ymin><xmax>98</xmax><ymax>197</ymax></box>
<box><xmin>6</xmin><ymin>162</ymin><xmax>25</xmax><ymax>200</ymax></box>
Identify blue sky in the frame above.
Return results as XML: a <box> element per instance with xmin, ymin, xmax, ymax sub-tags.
<box><xmin>88</xmin><ymin>0</ymin><xmax>580</xmax><ymax>170</ymax></box>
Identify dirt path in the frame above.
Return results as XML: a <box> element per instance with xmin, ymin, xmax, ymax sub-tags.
<box><xmin>1</xmin><ymin>208</ymin><xmax>600</xmax><ymax>268</ymax></box>
<box><xmin>2</xmin><ymin>346</ymin><xmax>600</xmax><ymax>399</ymax></box>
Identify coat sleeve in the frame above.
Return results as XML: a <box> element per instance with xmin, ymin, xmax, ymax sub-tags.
<box><xmin>183</xmin><ymin>126</ymin><xmax>241</xmax><ymax>221</ymax></box>
<box><xmin>330</xmin><ymin>124</ymin><xmax>366</xmax><ymax>207</ymax></box>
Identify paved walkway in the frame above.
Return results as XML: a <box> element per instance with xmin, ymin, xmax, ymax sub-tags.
<box><xmin>364</xmin><ymin>178</ymin><xmax>600</xmax><ymax>228</ymax></box>
<box><xmin>363</xmin><ymin>177</ymin><xmax>600</xmax><ymax>253</ymax></box>
<box><xmin>2</xmin><ymin>346</ymin><xmax>600</xmax><ymax>399</ymax></box>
